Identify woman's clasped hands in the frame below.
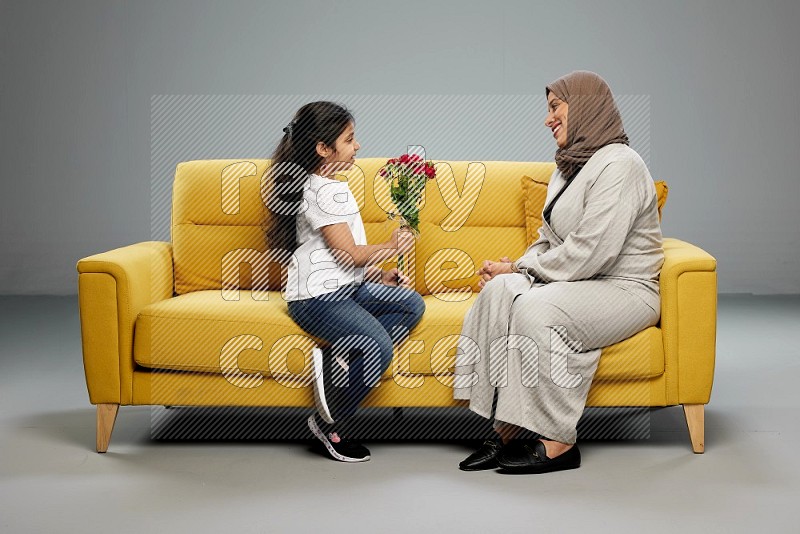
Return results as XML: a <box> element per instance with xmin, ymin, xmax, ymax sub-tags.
<box><xmin>476</xmin><ymin>256</ymin><xmax>515</xmax><ymax>289</ymax></box>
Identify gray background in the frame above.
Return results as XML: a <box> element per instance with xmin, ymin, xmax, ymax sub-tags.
<box><xmin>2</xmin><ymin>0</ymin><xmax>798</xmax><ymax>295</ymax></box>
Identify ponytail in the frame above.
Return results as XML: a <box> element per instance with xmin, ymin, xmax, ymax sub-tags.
<box><xmin>265</xmin><ymin>101</ymin><xmax>354</xmax><ymax>254</ymax></box>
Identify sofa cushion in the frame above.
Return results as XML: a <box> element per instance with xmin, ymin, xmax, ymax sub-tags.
<box><xmin>134</xmin><ymin>290</ymin><xmax>309</xmax><ymax>380</ymax></box>
<box><xmin>595</xmin><ymin>325</ymin><xmax>664</xmax><ymax>380</ymax></box>
<box><xmin>133</xmin><ymin>290</ymin><xmax>468</xmax><ymax>381</ymax></box>
<box><xmin>414</xmin><ymin>221</ymin><xmax>529</xmax><ymax>296</ymax></box>
<box><xmin>134</xmin><ymin>290</ymin><xmax>663</xmax><ymax>382</ymax></box>
<box><xmin>172</xmin><ymin>159</ymin><xmax>274</xmax><ymax>295</ymax></box>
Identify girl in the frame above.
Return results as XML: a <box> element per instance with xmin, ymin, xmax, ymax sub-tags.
<box><xmin>268</xmin><ymin>101</ymin><xmax>425</xmax><ymax>462</ymax></box>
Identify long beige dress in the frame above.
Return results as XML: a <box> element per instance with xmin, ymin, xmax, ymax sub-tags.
<box><xmin>453</xmin><ymin>143</ymin><xmax>664</xmax><ymax>444</ymax></box>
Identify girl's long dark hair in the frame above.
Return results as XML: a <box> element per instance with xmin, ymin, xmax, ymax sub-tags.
<box><xmin>264</xmin><ymin>101</ymin><xmax>354</xmax><ymax>255</ymax></box>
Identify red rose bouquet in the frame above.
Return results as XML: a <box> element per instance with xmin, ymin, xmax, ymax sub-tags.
<box><xmin>380</xmin><ymin>154</ymin><xmax>436</xmax><ymax>270</ymax></box>
<box><xmin>380</xmin><ymin>153</ymin><xmax>436</xmax><ymax>234</ymax></box>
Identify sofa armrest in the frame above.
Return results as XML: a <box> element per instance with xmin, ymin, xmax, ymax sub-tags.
<box><xmin>76</xmin><ymin>241</ymin><xmax>174</xmax><ymax>404</ymax></box>
<box><xmin>659</xmin><ymin>238</ymin><xmax>717</xmax><ymax>405</ymax></box>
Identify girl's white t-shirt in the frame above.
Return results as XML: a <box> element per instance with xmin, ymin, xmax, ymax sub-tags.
<box><xmin>285</xmin><ymin>173</ymin><xmax>367</xmax><ymax>301</ymax></box>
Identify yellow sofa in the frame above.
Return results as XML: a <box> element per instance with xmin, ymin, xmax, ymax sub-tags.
<box><xmin>76</xmin><ymin>158</ymin><xmax>717</xmax><ymax>453</ymax></box>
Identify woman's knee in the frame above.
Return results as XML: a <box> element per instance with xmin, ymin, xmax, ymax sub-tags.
<box><xmin>476</xmin><ymin>273</ymin><xmax>520</xmax><ymax>307</ymax></box>
<box><xmin>481</xmin><ymin>273</ymin><xmax>517</xmax><ymax>293</ymax></box>
<box><xmin>511</xmin><ymin>295</ymin><xmax>565</xmax><ymax>331</ymax></box>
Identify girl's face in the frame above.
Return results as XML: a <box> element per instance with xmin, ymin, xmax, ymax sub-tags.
<box><xmin>544</xmin><ymin>93</ymin><xmax>569</xmax><ymax>149</ymax></box>
<box><xmin>318</xmin><ymin>122</ymin><xmax>360</xmax><ymax>176</ymax></box>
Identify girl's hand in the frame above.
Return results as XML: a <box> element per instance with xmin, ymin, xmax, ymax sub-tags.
<box><xmin>382</xmin><ymin>267</ymin><xmax>412</xmax><ymax>288</ymax></box>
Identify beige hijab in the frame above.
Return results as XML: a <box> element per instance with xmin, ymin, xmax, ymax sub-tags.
<box><xmin>546</xmin><ymin>71</ymin><xmax>629</xmax><ymax>180</ymax></box>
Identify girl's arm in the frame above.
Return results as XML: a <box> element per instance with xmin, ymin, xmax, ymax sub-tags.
<box><xmin>319</xmin><ymin>223</ymin><xmax>412</xmax><ymax>268</ymax></box>
<box><xmin>364</xmin><ymin>265</ymin><xmax>383</xmax><ymax>283</ymax></box>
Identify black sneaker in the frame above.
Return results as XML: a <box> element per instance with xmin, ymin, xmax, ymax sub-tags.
<box><xmin>307</xmin><ymin>414</ymin><xmax>370</xmax><ymax>463</ymax></box>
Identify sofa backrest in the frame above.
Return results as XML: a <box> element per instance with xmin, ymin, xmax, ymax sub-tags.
<box><xmin>171</xmin><ymin>158</ymin><xmax>556</xmax><ymax>297</ymax></box>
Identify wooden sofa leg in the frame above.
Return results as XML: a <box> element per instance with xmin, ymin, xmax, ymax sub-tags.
<box><xmin>96</xmin><ymin>404</ymin><xmax>119</xmax><ymax>453</ymax></box>
<box><xmin>682</xmin><ymin>404</ymin><xmax>705</xmax><ymax>454</ymax></box>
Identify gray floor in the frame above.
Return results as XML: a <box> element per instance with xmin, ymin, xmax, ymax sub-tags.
<box><xmin>1</xmin><ymin>294</ymin><xmax>798</xmax><ymax>533</ymax></box>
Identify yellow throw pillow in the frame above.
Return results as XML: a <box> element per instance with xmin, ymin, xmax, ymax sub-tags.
<box><xmin>520</xmin><ymin>175</ymin><xmax>549</xmax><ymax>246</ymax></box>
<box><xmin>521</xmin><ymin>175</ymin><xmax>669</xmax><ymax>246</ymax></box>
<box><xmin>654</xmin><ymin>180</ymin><xmax>668</xmax><ymax>222</ymax></box>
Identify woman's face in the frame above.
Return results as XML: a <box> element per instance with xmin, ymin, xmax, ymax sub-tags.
<box><xmin>544</xmin><ymin>92</ymin><xmax>569</xmax><ymax>149</ymax></box>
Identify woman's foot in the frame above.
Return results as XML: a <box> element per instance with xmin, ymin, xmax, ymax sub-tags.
<box><xmin>538</xmin><ymin>439</ymin><xmax>574</xmax><ymax>459</ymax></box>
<box><xmin>307</xmin><ymin>414</ymin><xmax>370</xmax><ymax>463</ymax></box>
<box><xmin>495</xmin><ymin>423</ymin><xmax>573</xmax><ymax>459</ymax></box>
<box><xmin>459</xmin><ymin>437</ymin><xmax>503</xmax><ymax>471</ymax></box>
<box><xmin>496</xmin><ymin>439</ymin><xmax>581</xmax><ymax>474</ymax></box>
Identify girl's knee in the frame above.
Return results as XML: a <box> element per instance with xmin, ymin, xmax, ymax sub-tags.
<box><xmin>408</xmin><ymin>291</ymin><xmax>426</xmax><ymax>320</ymax></box>
<box><xmin>363</xmin><ymin>333</ymin><xmax>394</xmax><ymax>383</ymax></box>
<box><xmin>370</xmin><ymin>330</ymin><xmax>395</xmax><ymax>364</ymax></box>
<box><xmin>384</xmin><ymin>286</ymin><xmax>425</xmax><ymax>323</ymax></box>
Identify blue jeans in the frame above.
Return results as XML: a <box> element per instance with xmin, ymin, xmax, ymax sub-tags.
<box><xmin>286</xmin><ymin>282</ymin><xmax>425</xmax><ymax>421</ymax></box>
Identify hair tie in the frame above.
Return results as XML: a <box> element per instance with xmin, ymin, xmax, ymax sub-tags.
<box><xmin>283</xmin><ymin>120</ymin><xmax>296</xmax><ymax>136</ymax></box>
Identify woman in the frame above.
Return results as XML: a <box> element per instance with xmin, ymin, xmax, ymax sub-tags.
<box><xmin>454</xmin><ymin>71</ymin><xmax>664</xmax><ymax>474</ymax></box>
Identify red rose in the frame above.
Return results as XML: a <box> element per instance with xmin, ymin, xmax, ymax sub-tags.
<box><xmin>399</xmin><ymin>154</ymin><xmax>410</xmax><ymax>164</ymax></box>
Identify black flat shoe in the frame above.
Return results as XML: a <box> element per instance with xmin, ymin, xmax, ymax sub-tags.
<box><xmin>459</xmin><ymin>438</ymin><xmax>503</xmax><ymax>471</ymax></box>
<box><xmin>496</xmin><ymin>440</ymin><xmax>581</xmax><ymax>474</ymax></box>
